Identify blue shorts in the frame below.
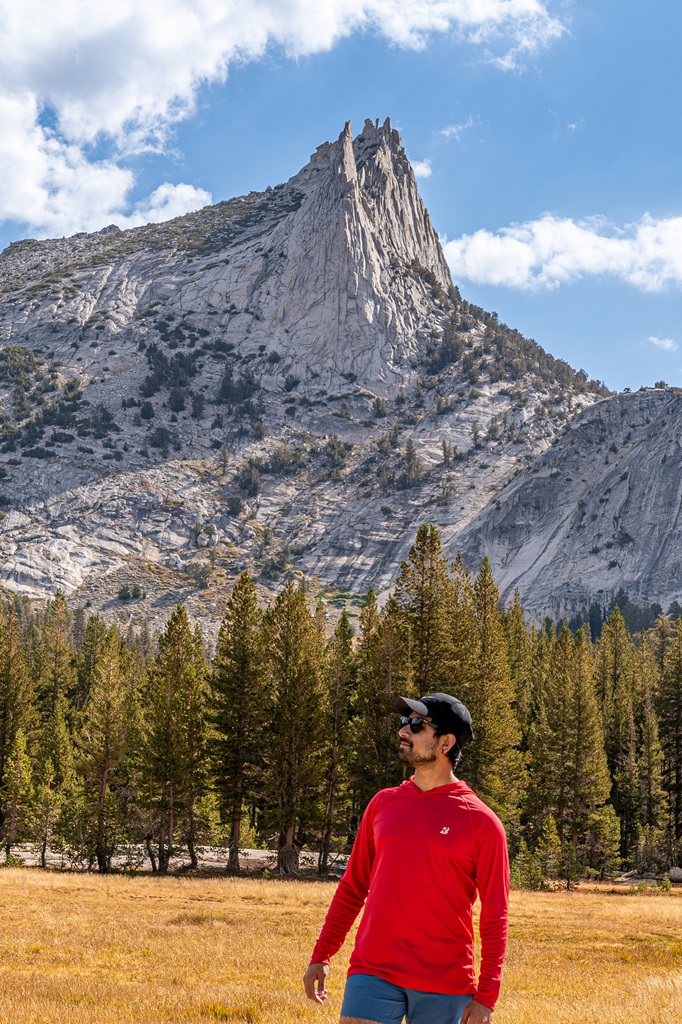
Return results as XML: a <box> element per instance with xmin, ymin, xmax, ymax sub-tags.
<box><xmin>340</xmin><ymin>973</ymin><xmax>471</xmax><ymax>1024</ymax></box>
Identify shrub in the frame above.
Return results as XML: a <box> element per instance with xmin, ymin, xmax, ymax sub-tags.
<box><xmin>23</xmin><ymin>447</ymin><xmax>53</xmax><ymax>459</ymax></box>
<box><xmin>396</xmin><ymin>439</ymin><xmax>424</xmax><ymax>489</ymax></box>
<box><xmin>238</xmin><ymin>460</ymin><xmax>261</xmax><ymax>496</ymax></box>
<box><xmin>186</xmin><ymin>562</ymin><xmax>211</xmax><ymax>588</ymax></box>
<box><xmin>217</xmin><ymin>363</ymin><xmax>258</xmax><ymax>405</ymax></box>
<box><xmin>147</xmin><ymin>426</ymin><xmax>175</xmax><ymax>451</ymax></box>
<box><xmin>169</xmin><ymin>388</ymin><xmax>186</xmax><ymax>412</ymax></box>
<box><xmin>226</xmin><ymin>495</ymin><xmax>244</xmax><ymax>516</ymax></box>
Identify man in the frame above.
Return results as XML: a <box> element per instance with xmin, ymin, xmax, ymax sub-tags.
<box><xmin>303</xmin><ymin>692</ymin><xmax>509</xmax><ymax>1024</ymax></box>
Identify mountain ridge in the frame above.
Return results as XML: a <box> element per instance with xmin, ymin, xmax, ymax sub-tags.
<box><xmin>0</xmin><ymin>119</ymin><xmax>608</xmax><ymax>632</ymax></box>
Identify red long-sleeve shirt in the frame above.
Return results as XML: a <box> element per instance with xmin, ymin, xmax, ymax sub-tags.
<box><xmin>310</xmin><ymin>778</ymin><xmax>509</xmax><ymax>1010</ymax></box>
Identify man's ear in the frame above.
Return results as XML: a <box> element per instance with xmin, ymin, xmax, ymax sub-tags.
<box><xmin>440</xmin><ymin>733</ymin><xmax>456</xmax><ymax>755</ymax></box>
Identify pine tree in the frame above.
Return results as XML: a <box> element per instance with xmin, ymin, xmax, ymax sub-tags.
<box><xmin>395</xmin><ymin>524</ymin><xmax>451</xmax><ymax>691</ymax></box>
<box><xmin>458</xmin><ymin>557</ymin><xmax>525</xmax><ymax>841</ymax></box>
<box><xmin>77</xmin><ymin>627</ymin><xmax>136</xmax><ymax>872</ymax></box>
<box><xmin>659</xmin><ymin>617</ymin><xmax>682</xmax><ymax>853</ymax></box>
<box><xmin>584</xmin><ymin>804</ymin><xmax>621</xmax><ymax>880</ymax></box>
<box><xmin>143</xmin><ymin>604</ymin><xmax>208</xmax><ymax>873</ymax></box>
<box><xmin>616</xmin><ymin>707</ymin><xmax>644</xmax><ymax>865</ymax></box>
<box><xmin>1</xmin><ymin>728</ymin><xmax>33</xmax><ymax>857</ymax></box>
<box><xmin>596</xmin><ymin>607</ymin><xmax>636</xmax><ymax>770</ymax></box>
<box><xmin>634</xmin><ymin>635</ymin><xmax>668</xmax><ymax>869</ymax></box>
<box><xmin>527</xmin><ymin>627</ymin><xmax>611</xmax><ymax>883</ymax></box>
<box><xmin>351</xmin><ymin>594</ymin><xmax>413</xmax><ymax>816</ymax></box>
<box><xmin>36</xmin><ymin>591</ymin><xmax>79</xmax><ymax>715</ymax></box>
<box><xmin>0</xmin><ymin>607</ymin><xmax>36</xmax><ymax>838</ymax></box>
<box><xmin>595</xmin><ymin>607</ymin><xmax>638</xmax><ymax>859</ymax></box>
<box><xmin>319</xmin><ymin>611</ymin><xmax>355</xmax><ymax>873</ymax></box>
<box><xmin>449</xmin><ymin>554</ymin><xmax>480</xmax><ymax>704</ymax></box>
<box><xmin>503</xmin><ymin>591</ymin><xmax>533</xmax><ymax>741</ymax></box>
<box><xmin>211</xmin><ymin>572</ymin><xmax>265</xmax><ymax>873</ymax></box>
<box><xmin>31</xmin><ymin>695</ymin><xmax>74</xmax><ymax>868</ymax></box>
<box><xmin>261</xmin><ymin>582</ymin><xmax>326</xmax><ymax>874</ymax></box>
<box><xmin>180</xmin><ymin>625</ymin><xmax>210</xmax><ymax>869</ymax></box>
<box><xmin>649</xmin><ymin>614</ymin><xmax>671</xmax><ymax>676</ymax></box>
<box><xmin>75</xmin><ymin>614</ymin><xmax>109</xmax><ymax>713</ymax></box>
<box><xmin>536</xmin><ymin>813</ymin><xmax>561</xmax><ymax>881</ymax></box>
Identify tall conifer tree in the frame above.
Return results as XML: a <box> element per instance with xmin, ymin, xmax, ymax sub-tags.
<box><xmin>504</xmin><ymin>591</ymin><xmax>533</xmax><ymax>741</ymax></box>
<box><xmin>660</xmin><ymin>617</ymin><xmax>682</xmax><ymax>852</ymax></box>
<box><xmin>262</xmin><ymin>582</ymin><xmax>326</xmax><ymax>873</ymax></box>
<box><xmin>37</xmin><ymin>591</ymin><xmax>78</xmax><ymax>715</ymax></box>
<box><xmin>212</xmin><ymin>572</ymin><xmax>265</xmax><ymax>873</ymax></box>
<box><xmin>351</xmin><ymin>595</ymin><xmax>413</xmax><ymax>816</ymax></box>
<box><xmin>1</xmin><ymin>728</ymin><xmax>33</xmax><ymax>856</ymax></box>
<box><xmin>0</xmin><ymin>607</ymin><xmax>36</xmax><ymax>837</ymax></box>
<box><xmin>143</xmin><ymin>604</ymin><xmax>208</xmax><ymax>873</ymax></box>
<box><xmin>319</xmin><ymin>611</ymin><xmax>355</xmax><ymax>873</ymax></box>
<box><xmin>634</xmin><ymin>635</ymin><xmax>668</xmax><ymax>868</ymax></box>
<box><xmin>458</xmin><ymin>558</ymin><xmax>524</xmax><ymax>840</ymax></box>
<box><xmin>395</xmin><ymin>524</ymin><xmax>451</xmax><ymax>690</ymax></box>
<box><xmin>527</xmin><ymin>627</ymin><xmax>611</xmax><ymax>883</ymax></box>
<box><xmin>181</xmin><ymin>625</ymin><xmax>210</xmax><ymax>869</ymax></box>
<box><xmin>77</xmin><ymin>627</ymin><xmax>136</xmax><ymax>872</ymax></box>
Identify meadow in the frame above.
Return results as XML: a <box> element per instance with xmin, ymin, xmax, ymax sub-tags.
<box><xmin>0</xmin><ymin>870</ymin><xmax>679</xmax><ymax>1024</ymax></box>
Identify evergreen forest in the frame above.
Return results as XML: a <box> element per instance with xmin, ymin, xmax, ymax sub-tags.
<box><xmin>0</xmin><ymin>523</ymin><xmax>680</xmax><ymax>887</ymax></box>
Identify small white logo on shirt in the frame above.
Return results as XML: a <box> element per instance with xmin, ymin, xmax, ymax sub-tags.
<box><xmin>440</xmin><ymin>827</ymin><xmax>450</xmax><ymax>835</ymax></box>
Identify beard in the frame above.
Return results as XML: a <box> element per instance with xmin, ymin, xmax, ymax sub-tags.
<box><xmin>397</xmin><ymin>738</ymin><xmax>438</xmax><ymax>767</ymax></box>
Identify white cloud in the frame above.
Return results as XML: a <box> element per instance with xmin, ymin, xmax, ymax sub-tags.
<box><xmin>648</xmin><ymin>336</ymin><xmax>678</xmax><ymax>352</ymax></box>
<box><xmin>0</xmin><ymin>0</ymin><xmax>565</xmax><ymax>238</ymax></box>
<box><xmin>412</xmin><ymin>159</ymin><xmax>433</xmax><ymax>179</ymax></box>
<box><xmin>440</xmin><ymin>115</ymin><xmax>479</xmax><ymax>140</ymax></box>
<box><xmin>443</xmin><ymin>213</ymin><xmax>682</xmax><ymax>292</ymax></box>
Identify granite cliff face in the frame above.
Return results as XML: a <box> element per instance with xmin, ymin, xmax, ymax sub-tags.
<box><xmin>0</xmin><ymin>119</ymin><xmax>603</xmax><ymax>632</ymax></box>
<box><xmin>457</xmin><ymin>389</ymin><xmax>682</xmax><ymax>621</ymax></box>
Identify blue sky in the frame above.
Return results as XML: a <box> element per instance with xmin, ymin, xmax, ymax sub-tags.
<box><xmin>1</xmin><ymin>0</ymin><xmax>681</xmax><ymax>392</ymax></box>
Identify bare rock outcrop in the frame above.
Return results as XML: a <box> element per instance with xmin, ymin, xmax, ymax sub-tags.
<box><xmin>457</xmin><ymin>389</ymin><xmax>682</xmax><ymax>621</ymax></box>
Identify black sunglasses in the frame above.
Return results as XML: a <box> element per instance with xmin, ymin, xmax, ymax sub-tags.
<box><xmin>399</xmin><ymin>715</ymin><xmax>438</xmax><ymax>734</ymax></box>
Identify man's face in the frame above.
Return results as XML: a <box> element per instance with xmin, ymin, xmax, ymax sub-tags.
<box><xmin>397</xmin><ymin>712</ymin><xmax>440</xmax><ymax>767</ymax></box>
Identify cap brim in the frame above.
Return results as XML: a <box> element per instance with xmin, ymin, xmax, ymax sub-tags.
<box><xmin>394</xmin><ymin>696</ymin><xmax>429</xmax><ymax>717</ymax></box>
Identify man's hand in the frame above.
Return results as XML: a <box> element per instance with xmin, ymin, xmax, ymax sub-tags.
<box><xmin>303</xmin><ymin>962</ymin><xmax>329</xmax><ymax>1004</ymax></box>
<box><xmin>461</xmin><ymin>999</ymin><xmax>493</xmax><ymax>1024</ymax></box>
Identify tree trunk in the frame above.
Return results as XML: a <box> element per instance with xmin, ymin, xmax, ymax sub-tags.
<box><xmin>145</xmin><ymin>836</ymin><xmax>157</xmax><ymax>873</ymax></box>
<box><xmin>157</xmin><ymin>785</ymin><xmax>174</xmax><ymax>873</ymax></box>
<box><xmin>226</xmin><ymin>783</ymin><xmax>243</xmax><ymax>874</ymax></box>
<box><xmin>277</xmin><ymin>825</ymin><xmax>299</xmax><ymax>874</ymax></box>
<box><xmin>96</xmin><ymin>771</ymin><xmax>108</xmax><ymax>873</ymax></box>
<box><xmin>187</xmin><ymin>834</ymin><xmax>198</xmax><ymax>871</ymax></box>
<box><xmin>4</xmin><ymin>793</ymin><xmax>17</xmax><ymax>859</ymax></box>
<box><xmin>157</xmin><ymin>842</ymin><xmax>171</xmax><ymax>874</ymax></box>
<box><xmin>318</xmin><ymin>762</ymin><xmax>337</xmax><ymax>875</ymax></box>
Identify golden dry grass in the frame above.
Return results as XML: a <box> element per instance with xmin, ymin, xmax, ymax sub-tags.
<box><xmin>0</xmin><ymin>870</ymin><xmax>680</xmax><ymax>1023</ymax></box>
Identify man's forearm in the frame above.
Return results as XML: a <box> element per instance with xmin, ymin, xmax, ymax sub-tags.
<box><xmin>310</xmin><ymin>875</ymin><xmax>366</xmax><ymax>963</ymax></box>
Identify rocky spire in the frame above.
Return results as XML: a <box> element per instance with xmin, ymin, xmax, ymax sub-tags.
<box><xmin>273</xmin><ymin>119</ymin><xmax>454</xmax><ymax>385</ymax></box>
